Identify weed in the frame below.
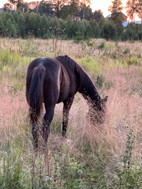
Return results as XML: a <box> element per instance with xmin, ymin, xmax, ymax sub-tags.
<box><xmin>96</xmin><ymin>75</ymin><xmax>104</xmax><ymax>88</ymax></box>
<box><xmin>0</xmin><ymin>142</ymin><xmax>26</xmax><ymax>189</ymax></box>
<box><xmin>111</xmin><ymin>129</ymin><xmax>142</xmax><ymax>189</ymax></box>
<box><xmin>123</xmin><ymin>48</ymin><xmax>130</xmax><ymax>55</ymax></box>
<box><xmin>128</xmin><ymin>56</ymin><xmax>138</xmax><ymax>66</ymax></box>
<box><xmin>97</xmin><ymin>40</ymin><xmax>105</xmax><ymax>49</ymax></box>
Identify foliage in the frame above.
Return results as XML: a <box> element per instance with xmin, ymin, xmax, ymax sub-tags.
<box><xmin>101</xmin><ymin>20</ymin><xmax>117</xmax><ymax>41</ymax></box>
<box><xmin>126</xmin><ymin>0</ymin><xmax>136</xmax><ymax>20</ymax></box>
<box><xmin>93</xmin><ymin>10</ymin><xmax>104</xmax><ymax>22</ymax></box>
<box><xmin>110</xmin><ymin>129</ymin><xmax>142</xmax><ymax>189</ymax></box>
<box><xmin>108</xmin><ymin>0</ymin><xmax>123</xmax><ymax>14</ymax></box>
<box><xmin>0</xmin><ymin>127</ymin><xmax>141</xmax><ymax>188</ymax></box>
<box><xmin>0</xmin><ymin>11</ymin><xmax>142</xmax><ymax>41</ymax></box>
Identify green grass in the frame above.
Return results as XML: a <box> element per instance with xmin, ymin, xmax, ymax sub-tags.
<box><xmin>78</xmin><ymin>56</ymin><xmax>101</xmax><ymax>74</ymax></box>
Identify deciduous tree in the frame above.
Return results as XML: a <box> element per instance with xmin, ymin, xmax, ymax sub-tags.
<box><xmin>136</xmin><ymin>0</ymin><xmax>142</xmax><ymax>21</ymax></box>
<box><xmin>3</xmin><ymin>3</ymin><xmax>13</xmax><ymax>12</ymax></box>
<box><xmin>126</xmin><ymin>0</ymin><xmax>138</xmax><ymax>20</ymax></box>
<box><xmin>8</xmin><ymin>0</ymin><xmax>18</xmax><ymax>10</ymax></box>
<box><xmin>93</xmin><ymin>10</ymin><xmax>104</xmax><ymax>22</ymax></box>
<box><xmin>108</xmin><ymin>0</ymin><xmax>123</xmax><ymax>14</ymax></box>
<box><xmin>52</xmin><ymin>0</ymin><xmax>69</xmax><ymax>17</ymax></box>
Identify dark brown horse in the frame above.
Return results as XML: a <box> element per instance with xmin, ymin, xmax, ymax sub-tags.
<box><xmin>26</xmin><ymin>55</ymin><xmax>108</xmax><ymax>149</ymax></box>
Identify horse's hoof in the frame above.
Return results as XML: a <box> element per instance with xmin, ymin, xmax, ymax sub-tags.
<box><xmin>62</xmin><ymin>133</ymin><xmax>67</xmax><ymax>138</ymax></box>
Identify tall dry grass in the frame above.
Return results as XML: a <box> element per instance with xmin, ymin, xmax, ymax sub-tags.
<box><xmin>0</xmin><ymin>38</ymin><xmax>142</xmax><ymax>159</ymax></box>
<box><xmin>0</xmin><ymin>38</ymin><xmax>142</xmax><ymax>188</ymax></box>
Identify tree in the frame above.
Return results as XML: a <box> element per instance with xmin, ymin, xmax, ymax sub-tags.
<box><xmin>0</xmin><ymin>18</ymin><xmax>5</xmax><ymax>36</ymax></box>
<box><xmin>3</xmin><ymin>3</ymin><xmax>13</xmax><ymax>12</ymax></box>
<box><xmin>6</xmin><ymin>18</ymin><xmax>17</xmax><ymax>37</ymax></box>
<box><xmin>110</xmin><ymin>12</ymin><xmax>127</xmax><ymax>25</ymax></box>
<box><xmin>38</xmin><ymin>1</ymin><xmax>54</xmax><ymax>17</ymax></box>
<box><xmin>136</xmin><ymin>0</ymin><xmax>142</xmax><ymax>21</ymax></box>
<box><xmin>52</xmin><ymin>0</ymin><xmax>91</xmax><ymax>18</ymax></box>
<box><xmin>60</xmin><ymin>5</ymin><xmax>70</xmax><ymax>19</ymax></box>
<box><xmin>70</xmin><ymin>0</ymin><xmax>79</xmax><ymax>20</ymax></box>
<box><xmin>108</xmin><ymin>0</ymin><xmax>126</xmax><ymax>25</ymax></box>
<box><xmin>78</xmin><ymin>4</ymin><xmax>93</xmax><ymax>21</ymax></box>
<box><xmin>126</xmin><ymin>0</ymin><xmax>138</xmax><ymax>20</ymax></box>
<box><xmin>18</xmin><ymin>13</ymin><xmax>26</xmax><ymax>38</ymax></box>
<box><xmin>40</xmin><ymin>15</ymin><xmax>49</xmax><ymax>37</ymax></box>
<box><xmin>108</xmin><ymin>0</ymin><xmax>123</xmax><ymax>14</ymax></box>
<box><xmin>101</xmin><ymin>20</ymin><xmax>117</xmax><ymax>40</ymax></box>
<box><xmin>93</xmin><ymin>10</ymin><xmax>104</xmax><ymax>22</ymax></box>
<box><xmin>8</xmin><ymin>0</ymin><xmax>18</xmax><ymax>10</ymax></box>
<box><xmin>52</xmin><ymin>0</ymin><xmax>69</xmax><ymax>17</ymax></box>
<box><xmin>79</xmin><ymin>0</ymin><xmax>91</xmax><ymax>4</ymax></box>
<box><xmin>17</xmin><ymin>1</ymin><xmax>29</xmax><ymax>12</ymax></box>
<box><xmin>125</xmin><ymin>23</ymin><xmax>138</xmax><ymax>40</ymax></box>
<box><xmin>8</xmin><ymin>0</ymin><xmax>27</xmax><ymax>11</ymax></box>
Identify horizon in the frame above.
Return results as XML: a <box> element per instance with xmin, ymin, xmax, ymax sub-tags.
<box><xmin>0</xmin><ymin>0</ymin><xmax>140</xmax><ymax>20</ymax></box>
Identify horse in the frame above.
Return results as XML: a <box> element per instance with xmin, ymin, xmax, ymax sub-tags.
<box><xmin>26</xmin><ymin>55</ymin><xmax>108</xmax><ymax>149</ymax></box>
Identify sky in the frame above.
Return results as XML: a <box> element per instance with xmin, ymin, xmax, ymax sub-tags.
<box><xmin>91</xmin><ymin>0</ymin><xmax>127</xmax><ymax>16</ymax></box>
<box><xmin>0</xmin><ymin>0</ymin><xmax>132</xmax><ymax>17</ymax></box>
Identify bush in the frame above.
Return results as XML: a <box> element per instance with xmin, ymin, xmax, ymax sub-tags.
<box><xmin>101</xmin><ymin>21</ymin><xmax>117</xmax><ymax>41</ymax></box>
<box><xmin>127</xmin><ymin>56</ymin><xmax>138</xmax><ymax>66</ymax></box>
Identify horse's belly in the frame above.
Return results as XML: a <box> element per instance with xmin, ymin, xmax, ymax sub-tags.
<box><xmin>57</xmin><ymin>92</ymin><xmax>69</xmax><ymax>103</ymax></box>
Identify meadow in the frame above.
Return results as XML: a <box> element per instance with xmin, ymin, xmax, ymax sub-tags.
<box><xmin>0</xmin><ymin>38</ymin><xmax>142</xmax><ymax>188</ymax></box>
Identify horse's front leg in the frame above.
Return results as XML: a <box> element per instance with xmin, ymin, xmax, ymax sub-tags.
<box><xmin>62</xmin><ymin>96</ymin><xmax>74</xmax><ymax>137</ymax></box>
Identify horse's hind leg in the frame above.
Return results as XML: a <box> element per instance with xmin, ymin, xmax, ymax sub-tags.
<box><xmin>29</xmin><ymin>109</ymin><xmax>39</xmax><ymax>150</ymax></box>
<box><xmin>42</xmin><ymin>105</ymin><xmax>55</xmax><ymax>143</ymax></box>
<box><xmin>62</xmin><ymin>96</ymin><xmax>74</xmax><ymax>137</ymax></box>
<box><xmin>32</xmin><ymin>124</ymin><xmax>39</xmax><ymax>150</ymax></box>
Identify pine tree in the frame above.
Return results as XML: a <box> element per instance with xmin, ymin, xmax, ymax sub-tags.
<box><xmin>6</xmin><ymin>18</ymin><xmax>17</xmax><ymax>38</ymax></box>
<box><xmin>70</xmin><ymin>0</ymin><xmax>79</xmax><ymax>20</ymax></box>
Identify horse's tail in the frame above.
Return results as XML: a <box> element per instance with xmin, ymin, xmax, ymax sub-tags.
<box><xmin>28</xmin><ymin>65</ymin><xmax>46</xmax><ymax>124</ymax></box>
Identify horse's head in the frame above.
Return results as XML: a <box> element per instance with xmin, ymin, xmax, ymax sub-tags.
<box><xmin>89</xmin><ymin>96</ymin><xmax>108</xmax><ymax>124</ymax></box>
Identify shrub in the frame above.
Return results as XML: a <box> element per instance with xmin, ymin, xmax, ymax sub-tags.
<box><xmin>101</xmin><ymin>21</ymin><xmax>117</xmax><ymax>41</ymax></box>
<box><xmin>78</xmin><ymin>56</ymin><xmax>101</xmax><ymax>74</ymax></box>
<box><xmin>97</xmin><ymin>40</ymin><xmax>105</xmax><ymax>49</ymax></box>
<box><xmin>128</xmin><ymin>56</ymin><xmax>138</xmax><ymax>66</ymax></box>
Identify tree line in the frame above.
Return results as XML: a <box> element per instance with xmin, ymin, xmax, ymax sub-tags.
<box><xmin>1</xmin><ymin>0</ymin><xmax>142</xmax><ymax>41</ymax></box>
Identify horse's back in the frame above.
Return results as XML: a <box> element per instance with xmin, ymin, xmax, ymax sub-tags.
<box><xmin>26</xmin><ymin>56</ymin><xmax>82</xmax><ymax>104</ymax></box>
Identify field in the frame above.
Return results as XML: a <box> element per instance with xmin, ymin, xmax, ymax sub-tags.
<box><xmin>0</xmin><ymin>38</ymin><xmax>142</xmax><ymax>188</ymax></box>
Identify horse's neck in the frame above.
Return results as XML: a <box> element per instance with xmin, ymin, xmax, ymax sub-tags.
<box><xmin>78</xmin><ymin>70</ymin><xmax>101</xmax><ymax>104</ymax></box>
<box><xmin>57</xmin><ymin>56</ymin><xmax>101</xmax><ymax>104</ymax></box>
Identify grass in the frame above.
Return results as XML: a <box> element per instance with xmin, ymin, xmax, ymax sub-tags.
<box><xmin>0</xmin><ymin>38</ymin><xmax>142</xmax><ymax>188</ymax></box>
